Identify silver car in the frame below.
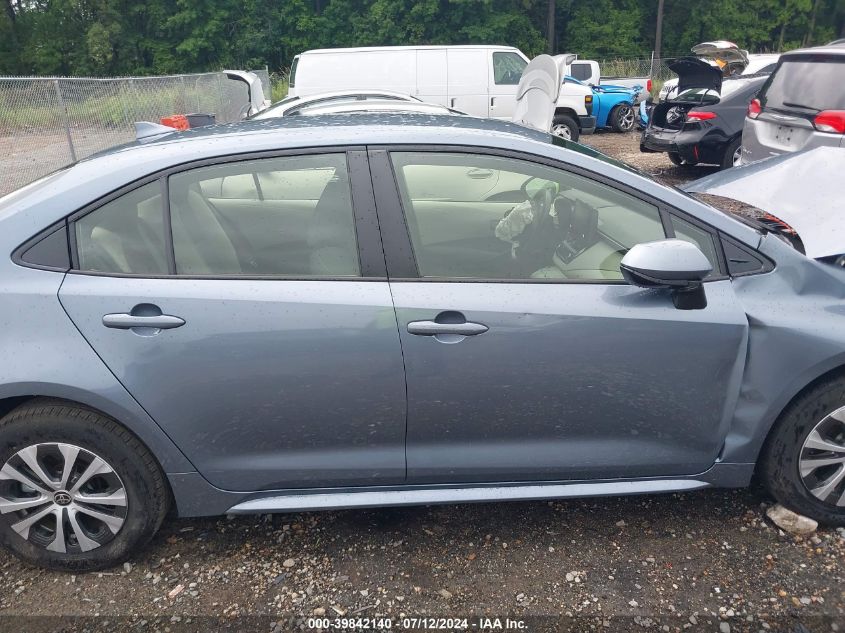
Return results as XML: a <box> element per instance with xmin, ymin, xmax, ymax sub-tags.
<box><xmin>742</xmin><ymin>44</ymin><xmax>845</xmax><ymax>163</ymax></box>
<box><xmin>249</xmin><ymin>90</ymin><xmax>421</xmax><ymax>120</ymax></box>
<box><xmin>1</xmin><ymin>115</ymin><xmax>844</xmax><ymax>572</ymax></box>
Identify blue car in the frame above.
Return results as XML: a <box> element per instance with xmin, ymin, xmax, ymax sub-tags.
<box><xmin>1</xmin><ymin>114</ymin><xmax>844</xmax><ymax>571</ymax></box>
<box><xmin>566</xmin><ymin>76</ymin><xmax>640</xmax><ymax>132</ymax></box>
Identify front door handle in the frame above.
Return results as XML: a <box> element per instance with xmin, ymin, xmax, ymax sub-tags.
<box><xmin>103</xmin><ymin>314</ymin><xmax>185</xmax><ymax>330</ymax></box>
<box><xmin>407</xmin><ymin>320</ymin><xmax>488</xmax><ymax>336</ymax></box>
<box><xmin>467</xmin><ymin>168</ymin><xmax>494</xmax><ymax>179</ymax></box>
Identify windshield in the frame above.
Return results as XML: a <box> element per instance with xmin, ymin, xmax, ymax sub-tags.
<box><xmin>550</xmin><ymin>136</ymin><xmax>648</xmax><ymax>178</ymax></box>
<box><xmin>761</xmin><ymin>56</ymin><xmax>845</xmax><ymax>111</ymax></box>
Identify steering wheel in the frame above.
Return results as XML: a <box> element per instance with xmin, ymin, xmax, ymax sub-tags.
<box><xmin>514</xmin><ymin>185</ymin><xmax>557</xmax><ymax>273</ymax></box>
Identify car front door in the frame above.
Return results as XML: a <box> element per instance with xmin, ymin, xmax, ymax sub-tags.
<box><xmin>58</xmin><ymin>150</ymin><xmax>407</xmax><ymax>492</ymax></box>
<box><xmin>371</xmin><ymin>148</ymin><xmax>749</xmax><ymax>485</ymax></box>
<box><xmin>488</xmin><ymin>50</ymin><xmax>527</xmax><ymax>120</ymax></box>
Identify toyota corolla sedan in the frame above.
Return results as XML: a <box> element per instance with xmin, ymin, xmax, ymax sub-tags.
<box><xmin>1</xmin><ymin>115</ymin><xmax>844</xmax><ymax>571</ymax></box>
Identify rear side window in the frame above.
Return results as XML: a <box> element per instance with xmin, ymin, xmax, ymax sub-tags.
<box><xmin>74</xmin><ymin>182</ymin><xmax>168</xmax><ymax>275</ymax></box>
<box><xmin>761</xmin><ymin>57</ymin><xmax>845</xmax><ymax>111</ymax></box>
<box><xmin>168</xmin><ymin>154</ymin><xmax>359</xmax><ymax>277</ymax></box>
<box><xmin>492</xmin><ymin>52</ymin><xmax>527</xmax><ymax>85</ymax></box>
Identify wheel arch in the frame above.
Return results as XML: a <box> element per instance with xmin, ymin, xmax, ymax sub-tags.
<box><xmin>0</xmin><ymin>383</ymin><xmax>195</xmax><ymax>474</ymax></box>
<box><xmin>554</xmin><ymin>107</ymin><xmax>578</xmax><ymax>120</ymax></box>
<box><xmin>733</xmin><ymin>358</ymin><xmax>845</xmax><ymax>469</ymax></box>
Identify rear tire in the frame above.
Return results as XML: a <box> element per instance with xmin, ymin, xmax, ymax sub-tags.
<box><xmin>720</xmin><ymin>137</ymin><xmax>743</xmax><ymax>170</ymax></box>
<box><xmin>0</xmin><ymin>399</ymin><xmax>169</xmax><ymax>571</ymax></box>
<box><xmin>551</xmin><ymin>115</ymin><xmax>580</xmax><ymax>142</ymax></box>
<box><xmin>610</xmin><ymin>104</ymin><xmax>635</xmax><ymax>133</ymax></box>
<box><xmin>760</xmin><ymin>377</ymin><xmax>845</xmax><ymax>525</ymax></box>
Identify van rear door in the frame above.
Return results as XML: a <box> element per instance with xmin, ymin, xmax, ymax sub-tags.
<box><xmin>488</xmin><ymin>49</ymin><xmax>528</xmax><ymax>120</ymax></box>
<box><xmin>446</xmin><ymin>48</ymin><xmax>489</xmax><ymax>116</ymax></box>
<box><xmin>417</xmin><ymin>49</ymin><xmax>448</xmax><ymax>106</ymax></box>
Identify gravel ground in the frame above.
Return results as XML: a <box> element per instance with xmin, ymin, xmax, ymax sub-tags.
<box><xmin>0</xmin><ymin>130</ymin><xmax>843</xmax><ymax>633</ymax></box>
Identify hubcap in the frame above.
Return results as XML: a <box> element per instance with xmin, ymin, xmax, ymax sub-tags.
<box><xmin>551</xmin><ymin>124</ymin><xmax>572</xmax><ymax>140</ymax></box>
<box><xmin>799</xmin><ymin>406</ymin><xmax>845</xmax><ymax>507</ymax></box>
<box><xmin>732</xmin><ymin>146</ymin><xmax>742</xmax><ymax>167</ymax></box>
<box><xmin>619</xmin><ymin>106</ymin><xmax>635</xmax><ymax>131</ymax></box>
<box><xmin>0</xmin><ymin>443</ymin><xmax>127</xmax><ymax>553</ymax></box>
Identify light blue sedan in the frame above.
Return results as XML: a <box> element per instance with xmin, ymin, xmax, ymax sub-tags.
<box><xmin>0</xmin><ymin>114</ymin><xmax>843</xmax><ymax>571</ymax></box>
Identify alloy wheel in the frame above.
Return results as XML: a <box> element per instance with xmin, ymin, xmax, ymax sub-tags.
<box><xmin>732</xmin><ymin>145</ymin><xmax>742</xmax><ymax>167</ymax></box>
<box><xmin>619</xmin><ymin>106</ymin><xmax>635</xmax><ymax>131</ymax></box>
<box><xmin>799</xmin><ymin>406</ymin><xmax>845</xmax><ymax>507</ymax></box>
<box><xmin>551</xmin><ymin>124</ymin><xmax>572</xmax><ymax>140</ymax></box>
<box><xmin>0</xmin><ymin>443</ymin><xmax>127</xmax><ymax>553</ymax></box>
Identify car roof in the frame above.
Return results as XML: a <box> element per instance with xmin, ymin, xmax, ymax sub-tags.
<box><xmin>297</xmin><ymin>101</ymin><xmax>454</xmax><ymax>116</ymax></box>
<box><xmin>781</xmin><ymin>44</ymin><xmax>845</xmax><ymax>57</ymax></box>
<box><xmin>299</xmin><ymin>45</ymin><xmax>520</xmax><ymax>55</ymax></box>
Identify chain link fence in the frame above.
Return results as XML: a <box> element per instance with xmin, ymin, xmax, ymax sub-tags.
<box><xmin>0</xmin><ymin>70</ymin><xmax>270</xmax><ymax>196</ymax></box>
<box><xmin>595</xmin><ymin>57</ymin><xmax>679</xmax><ymax>83</ymax></box>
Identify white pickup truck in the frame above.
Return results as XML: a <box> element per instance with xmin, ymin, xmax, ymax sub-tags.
<box><xmin>566</xmin><ymin>58</ymin><xmax>652</xmax><ymax>103</ymax></box>
<box><xmin>288</xmin><ymin>46</ymin><xmax>597</xmax><ymax>141</ymax></box>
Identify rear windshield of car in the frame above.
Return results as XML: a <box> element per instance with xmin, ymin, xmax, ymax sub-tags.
<box><xmin>761</xmin><ymin>56</ymin><xmax>845</xmax><ymax>111</ymax></box>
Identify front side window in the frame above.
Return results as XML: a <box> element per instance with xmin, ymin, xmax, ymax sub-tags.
<box><xmin>390</xmin><ymin>152</ymin><xmax>665</xmax><ymax>281</ymax></box>
<box><xmin>168</xmin><ymin>154</ymin><xmax>359</xmax><ymax>276</ymax></box>
<box><xmin>492</xmin><ymin>52</ymin><xmax>527</xmax><ymax>85</ymax></box>
<box><xmin>671</xmin><ymin>215</ymin><xmax>721</xmax><ymax>276</ymax></box>
<box><xmin>74</xmin><ymin>181</ymin><xmax>168</xmax><ymax>275</ymax></box>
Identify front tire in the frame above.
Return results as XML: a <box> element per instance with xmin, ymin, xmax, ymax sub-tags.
<box><xmin>610</xmin><ymin>104</ymin><xmax>635</xmax><ymax>132</ymax></box>
<box><xmin>760</xmin><ymin>377</ymin><xmax>845</xmax><ymax>525</ymax></box>
<box><xmin>0</xmin><ymin>399</ymin><xmax>169</xmax><ymax>571</ymax></box>
<box><xmin>551</xmin><ymin>115</ymin><xmax>580</xmax><ymax>142</ymax></box>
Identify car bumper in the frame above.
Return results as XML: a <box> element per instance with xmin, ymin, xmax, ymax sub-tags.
<box><xmin>578</xmin><ymin>116</ymin><xmax>597</xmax><ymax>135</ymax></box>
<box><xmin>640</xmin><ymin>126</ymin><xmax>716</xmax><ymax>163</ymax></box>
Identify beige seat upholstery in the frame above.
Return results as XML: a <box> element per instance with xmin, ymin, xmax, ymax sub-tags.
<box><xmin>170</xmin><ymin>186</ymin><xmax>242</xmax><ymax>275</ymax></box>
<box><xmin>81</xmin><ymin>191</ymin><xmax>168</xmax><ymax>274</ymax></box>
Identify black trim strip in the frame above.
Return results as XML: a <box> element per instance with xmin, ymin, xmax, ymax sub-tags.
<box><xmin>160</xmin><ymin>176</ymin><xmax>177</xmax><ymax>275</ymax></box>
<box><xmin>347</xmin><ymin>150</ymin><xmax>387</xmax><ymax>278</ymax></box>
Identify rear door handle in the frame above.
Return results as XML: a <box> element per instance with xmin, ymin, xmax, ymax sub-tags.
<box><xmin>407</xmin><ymin>321</ymin><xmax>488</xmax><ymax>336</ymax></box>
<box><xmin>102</xmin><ymin>314</ymin><xmax>185</xmax><ymax>330</ymax></box>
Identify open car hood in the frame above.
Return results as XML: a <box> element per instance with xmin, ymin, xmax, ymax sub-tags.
<box><xmin>684</xmin><ymin>147</ymin><xmax>845</xmax><ymax>259</ymax></box>
<box><xmin>668</xmin><ymin>57</ymin><xmax>723</xmax><ymax>95</ymax></box>
<box><xmin>691</xmin><ymin>40</ymin><xmax>750</xmax><ymax>66</ymax></box>
<box><xmin>512</xmin><ymin>54</ymin><xmax>561</xmax><ymax>132</ymax></box>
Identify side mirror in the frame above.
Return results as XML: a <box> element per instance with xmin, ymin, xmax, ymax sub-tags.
<box><xmin>620</xmin><ymin>239</ymin><xmax>712</xmax><ymax>310</ymax></box>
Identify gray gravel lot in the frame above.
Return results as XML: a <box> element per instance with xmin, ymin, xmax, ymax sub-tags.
<box><xmin>0</xmin><ymin>129</ymin><xmax>842</xmax><ymax>633</ymax></box>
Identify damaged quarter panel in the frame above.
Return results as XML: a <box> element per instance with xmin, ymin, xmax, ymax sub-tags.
<box><xmin>724</xmin><ymin>233</ymin><xmax>845</xmax><ymax>464</ymax></box>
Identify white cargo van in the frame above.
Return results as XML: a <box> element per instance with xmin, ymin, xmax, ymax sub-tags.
<box><xmin>288</xmin><ymin>45</ymin><xmax>596</xmax><ymax>140</ymax></box>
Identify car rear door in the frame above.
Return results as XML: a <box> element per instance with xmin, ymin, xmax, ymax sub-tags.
<box><xmin>58</xmin><ymin>149</ymin><xmax>407</xmax><ymax>492</ymax></box>
<box><xmin>371</xmin><ymin>147</ymin><xmax>749</xmax><ymax>485</ymax></box>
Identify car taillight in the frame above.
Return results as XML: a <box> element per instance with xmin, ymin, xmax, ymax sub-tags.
<box><xmin>813</xmin><ymin>110</ymin><xmax>845</xmax><ymax>133</ymax></box>
<box><xmin>686</xmin><ymin>111</ymin><xmax>717</xmax><ymax>122</ymax></box>
<box><xmin>646</xmin><ymin>79</ymin><xmax>652</xmax><ymax>93</ymax></box>
<box><xmin>747</xmin><ymin>98</ymin><xmax>762</xmax><ymax>119</ymax></box>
